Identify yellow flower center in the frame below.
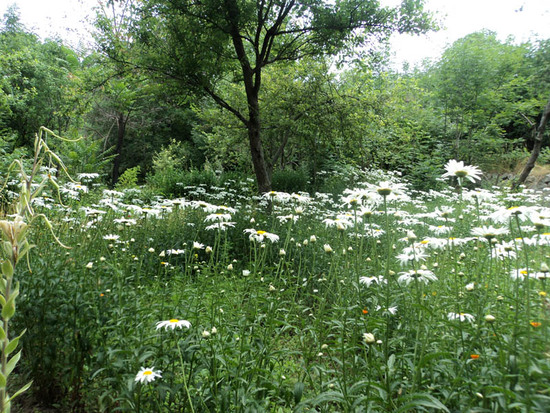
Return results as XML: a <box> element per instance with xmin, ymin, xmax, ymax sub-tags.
<box><xmin>257</xmin><ymin>230</ymin><xmax>266</xmax><ymax>235</ymax></box>
<box><xmin>169</xmin><ymin>319</ymin><xmax>179</xmax><ymax>323</ymax></box>
<box><xmin>143</xmin><ymin>370</ymin><xmax>152</xmax><ymax>376</ymax></box>
<box><xmin>454</xmin><ymin>170</ymin><xmax>468</xmax><ymax>177</ymax></box>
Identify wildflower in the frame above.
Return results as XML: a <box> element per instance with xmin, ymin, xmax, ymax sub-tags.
<box><xmin>465</xmin><ymin>282</ymin><xmax>475</xmax><ymax>291</ymax></box>
<box><xmin>202</xmin><ymin>330</ymin><xmax>211</xmax><ymax>338</ymax></box>
<box><xmin>442</xmin><ymin>159</ymin><xmax>482</xmax><ymax>183</ymax></box>
<box><xmin>227</xmin><ymin>264</ymin><xmax>233</xmax><ymax>270</ymax></box>
<box><xmin>470</xmin><ymin>354</ymin><xmax>480</xmax><ymax>360</ymax></box>
<box><xmin>375</xmin><ymin>181</ymin><xmax>401</xmax><ymax>197</ymax></box>
<box><xmin>309</xmin><ymin>235</ymin><xmax>317</xmax><ymax>243</ymax></box>
<box><xmin>242</xmin><ymin>270</ymin><xmax>250</xmax><ymax>276</ymax></box>
<box><xmin>510</xmin><ymin>268</ymin><xmax>531</xmax><ymax>280</ymax></box>
<box><xmin>103</xmin><ymin>234</ymin><xmax>120</xmax><ymax>241</ymax></box>
<box><xmin>135</xmin><ymin>367</ymin><xmax>162</xmax><ymax>384</ymax></box>
<box><xmin>263</xmin><ymin>191</ymin><xmax>291</xmax><ymax>203</ymax></box>
<box><xmin>193</xmin><ymin>241</ymin><xmax>205</xmax><ymax>250</ymax></box>
<box><xmin>375</xmin><ymin>305</ymin><xmax>398</xmax><ymax>315</ymax></box>
<box><xmin>489</xmin><ymin>206</ymin><xmax>533</xmax><ymax>224</ymax></box>
<box><xmin>485</xmin><ymin>315</ymin><xmax>496</xmax><ymax>323</ymax></box>
<box><xmin>447</xmin><ymin>312</ymin><xmax>475</xmax><ymax>322</ymax></box>
<box><xmin>279</xmin><ymin>249</ymin><xmax>286</xmax><ymax>256</ymax></box>
<box><xmin>363</xmin><ymin>333</ymin><xmax>376</xmax><ymax>344</ymax></box>
<box><xmin>205</xmin><ymin>222</ymin><xmax>236</xmax><ymax>231</ymax></box>
<box><xmin>205</xmin><ymin>246</ymin><xmax>213</xmax><ymax>254</ymax></box>
<box><xmin>359</xmin><ymin>275</ymin><xmax>386</xmax><ymax>287</ymax></box>
<box><xmin>471</xmin><ymin>225</ymin><xmax>509</xmax><ymax>240</ymax></box>
<box><xmin>396</xmin><ymin>250</ymin><xmax>428</xmax><ymax>266</ymax></box>
<box><xmin>244</xmin><ymin>228</ymin><xmax>279</xmax><ymax>243</ymax></box>
<box><xmin>205</xmin><ymin>213</ymin><xmax>232</xmax><ymax>222</ymax></box>
<box><xmin>362</xmin><ymin>308</ymin><xmax>368</xmax><ymax>314</ymax></box>
<box><xmin>148</xmin><ymin>247</ymin><xmax>155</xmax><ymax>253</ymax></box>
<box><xmin>323</xmin><ymin>244</ymin><xmax>333</xmax><ymax>253</ymax></box>
<box><xmin>323</xmin><ymin>218</ymin><xmax>353</xmax><ymax>231</ymax></box>
<box><xmin>86</xmin><ymin>262</ymin><xmax>94</xmax><ymax>269</ymax></box>
<box><xmin>163</xmin><ymin>249</ymin><xmax>186</xmax><ymax>256</ymax></box>
<box><xmin>397</xmin><ymin>269</ymin><xmax>437</xmax><ymax>286</ymax></box>
<box><xmin>211</xmin><ymin>326</ymin><xmax>217</xmax><ymax>335</ymax></box>
<box><xmin>156</xmin><ymin>319</ymin><xmax>191</xmax><ymax>330</ymax></box>
<box><xmin>530</xmin><ymin>322</ymin><xmax>542</xmax><ymax>328</ymax></box>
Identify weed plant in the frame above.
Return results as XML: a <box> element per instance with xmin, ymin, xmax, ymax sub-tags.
<box><xmin>8</xmin><ymin>163</ymin><xmax>550</xmax><ymax>412</ymax></box>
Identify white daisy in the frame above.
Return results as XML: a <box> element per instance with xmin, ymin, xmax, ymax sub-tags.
<box><xmin>442</xmin><ymin>159</ymin><xmax>482</xmax><ymax>183</ymax></box>
<box><xmin>156</xmin><ymin>319</ymin><xmax>191</xmax><ymax>330</ymax></box>
<box><xmin>447</xmin><ymin>312</ymin><xmax>475</xmax><ymax>322</ymax></box>
<box><xmin>135</xmin><ymin>367</ymin><xmax>162</xmax><ymax>384</ymax></box>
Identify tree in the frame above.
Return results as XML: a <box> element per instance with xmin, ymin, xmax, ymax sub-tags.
<box><xmin>98</xmin><ymin>0</ymin><xmax>434</xmax><ymax>192</ymax></box>
<box><xmin>0</xmin><ymin>6</ymin><xmax>81</xmax><ymax>146</ymax></box>
<box><xmin>513</xmin><ymin>95</ymin><xmax>550</xmax><ymax>189</ymax></box>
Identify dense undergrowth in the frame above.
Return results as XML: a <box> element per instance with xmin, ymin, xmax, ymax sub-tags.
<box><xmin>2</xmin><ymin>166</ymin><xmax>550</xmax><ymax>412</ymax></box>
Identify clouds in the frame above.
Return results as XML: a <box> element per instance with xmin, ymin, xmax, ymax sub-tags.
<box><xmin>386</xmin><ymin>0</ymin><xmax>550</xmax><ymax>69</ymax></box>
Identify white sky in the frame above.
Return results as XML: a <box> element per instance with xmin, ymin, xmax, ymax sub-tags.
<box><xmin>1</xmin><ymin>0</ymin><xmax>550</xmax><ymax>67</ymax></box>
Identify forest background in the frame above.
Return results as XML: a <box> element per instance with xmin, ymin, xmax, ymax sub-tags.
<box><xmin>1</xmin><ymin>0</ymin><xmax>549</xmax><ymax>195</ymax></box>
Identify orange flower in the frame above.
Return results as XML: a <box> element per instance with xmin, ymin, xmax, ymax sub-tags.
<box><xmin>470</xmin><ymin>354</ymin><xmax>480</xmax><ymax>359</ymax></box>
<box><xmin>362</xmin><ymin>308</ymin><xmax>368</xmax><ymax>315</ymax></box>
<box><xmin>530</xmin><ymin>322</ymin><xmax>542</xmax><ymax>328</ymax></box>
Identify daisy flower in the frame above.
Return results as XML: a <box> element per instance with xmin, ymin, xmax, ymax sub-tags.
<box><xmin>205</xmin><ymin>213</ymin><xmax>232</xmax><ymax>222</ymax></box>
<box><xmin>359</xmin><ymin>275</ymin><xmax>386</xmax><ymax>287</ymax></box>
<box><xmin>397</xmin><ymin>269</ymin><xmax>437</xmax><ymax>285</ymax></box>
<box><xmin>447</xmin><ymin>312</ymin><xmax>475</xmax><ymax>322</ymax></box>
<box><xmin>193</xmin><ymin>241</ymin><xmax>205</xmax><ymax>250</ymax></box>
<box><xmin>244</xmin><ymin>229</ymin><xmax>279</xmax><ymax>243</ymax></box>
<box><xmin>103</xmin><ymin>234</ymin><xmax>120</xmax><ymax>241</ymax></box>
<box><xmin>442</xmin><ymin>159</ymin><xmax>482</xmax><ymax>183</ymax></box>
<box><xmin>471</xmin><ymin>225</ymin><xmax>509</xmax><ymax>240</ymax></box>
<box><xmin>135</xmin><ymin>367</ymin><xmax>162</xmax><ymax>384</ymax></box>
<box><xmin>156</xmin><ymin>319</ymin><xmax>191</xmax><ymax>330</ymax></box>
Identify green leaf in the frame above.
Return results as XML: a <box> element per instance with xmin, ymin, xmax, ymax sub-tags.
<box><xmin>293</xmin><ymin>381</ymin><xmax>304</xmax><ymax>405</ymax></box>
<box><xmin>0</xmin><ymin>260</ymin><xmax>13</xmax><ymax>278</ymax></box>
<box><xmin>6</xmin><ymin>350</ymin><xmax>22</xmax><ymax>377</ymax></box>
<box><xmin>0</xmin><ymin>326</ymin><xmax>4</xmax><ymax>340</ymax></box>
<box><xmin>1</xmin><ymin>297</ymin><xmax>15</xmax><ymax>320</ymax></box>
<box><xmin>8</xmin><ymin>380</ymin><xmax>32</xmax><ymax>402</ymax></box>
<box><xmin>5</xmin><ymin>336</ymin><xmax>20</xmax><ymax>356</ymax></box>
<box><xmin>0</xmin><ymin>372</ymin><xmax>5</xmax><ymax>388</ymax></box>
<box><xmin>395</xmin><ymin>393</ymin><xmax>450</xmax><ymax>413</ymax></box>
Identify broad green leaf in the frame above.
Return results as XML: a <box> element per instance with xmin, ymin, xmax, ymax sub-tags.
<box><xmin>6</xmin><ymin>350</ymin><xmax>22</xmax><ymax>377</ymax></box>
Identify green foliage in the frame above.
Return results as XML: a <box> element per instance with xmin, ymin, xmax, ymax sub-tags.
<box><xmin>115</xmin><ymin>166</ymin><xmax>141</xmax><ymax>190</ymax></box>
<box><xmin>271</xmin><ymin>169</ymin><xmax>309</xmax><ymax>193</ymax></box>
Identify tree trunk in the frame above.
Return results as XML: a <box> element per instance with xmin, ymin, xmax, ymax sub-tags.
<box><xmin>224</xmin><ymin>0</ymin><xmax>271</xmax><ymax>193</ymax></box>
<box><xmin>247</xmin><ymin>95</ymin><xmax>271</xmax><ymax>193</ymax></box>
<box><xmin>513</xmin><ymin>95</ymin><xmax>550</xmax><ymax>190</ymax></box>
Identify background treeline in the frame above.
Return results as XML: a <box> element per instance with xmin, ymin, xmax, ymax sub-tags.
<box><xmin>1</xmin><ymin>4</ymin><xmax>549</xmax><ymax>193</ymax></box>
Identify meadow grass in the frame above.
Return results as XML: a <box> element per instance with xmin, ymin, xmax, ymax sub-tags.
<box><xmin>6</xmin><ymin>167</ymin><xmax>550</xmax><ymax>412</ymax></box>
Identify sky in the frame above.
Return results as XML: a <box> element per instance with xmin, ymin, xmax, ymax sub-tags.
<box><xmin>1</xmin><ymin>0</ymin><xmax>549</xmax><ymax>68</ymax></box>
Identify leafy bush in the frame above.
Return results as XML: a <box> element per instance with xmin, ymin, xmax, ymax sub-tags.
<box><xmin>271</xmin><ymin>168</ymin><xmax>308</xmax><ymax>193</ymax></box>
<box><xmin>115</xmin><ymin>166</ymin><xmax>141</xmax><ymax>190</ymax></box>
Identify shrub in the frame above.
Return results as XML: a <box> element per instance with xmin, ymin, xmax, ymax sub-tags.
<box><xmin>271</xmin><ymin>169</ymin><xmax>309</xmax><ymax>193</ymax></box>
